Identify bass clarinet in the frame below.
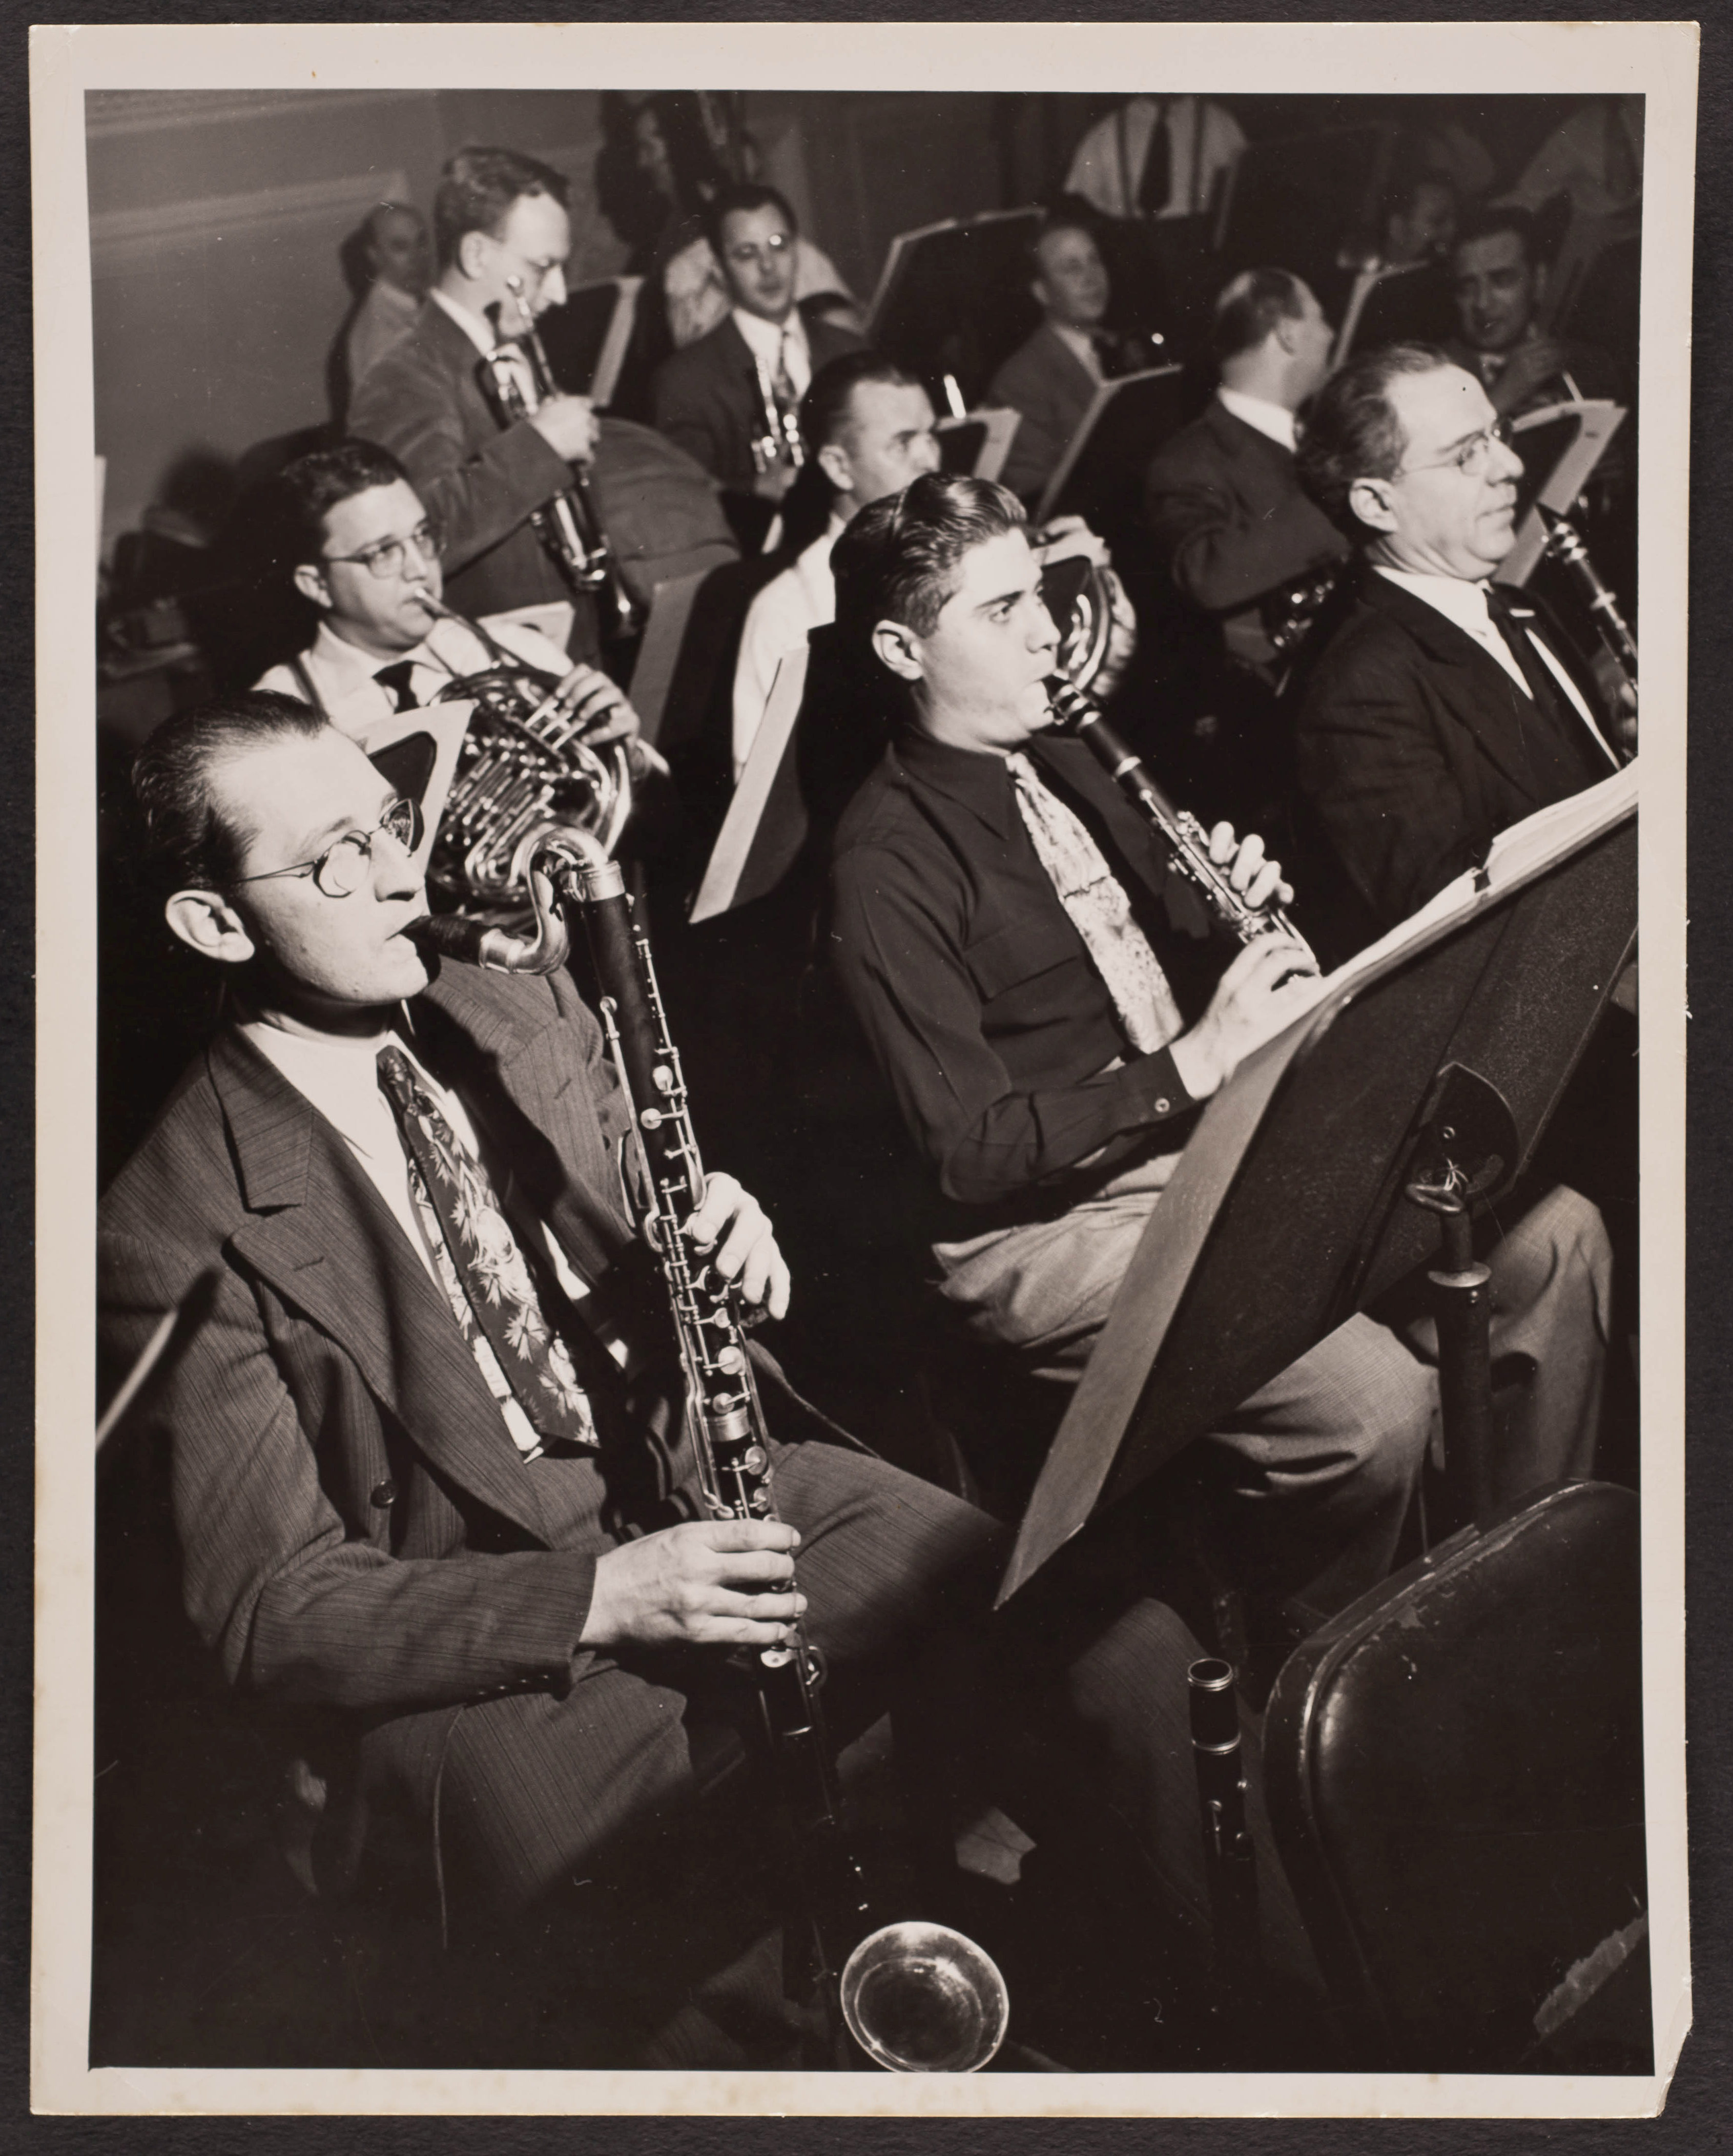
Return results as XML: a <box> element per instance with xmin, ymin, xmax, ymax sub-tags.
<box><xmin>418</xmin><ymin>834</ymin><xmax>1009</xmax><ymax>2074</ymax></box>
<box><xmin>1045</xmin><ymin>677</ymin><xmax>1311</xmax><ymax>956</ymax></box>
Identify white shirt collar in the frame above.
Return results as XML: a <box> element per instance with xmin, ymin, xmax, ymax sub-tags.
<box><xmin>239</xmin><ymin>1011</ymin><xmax>436</xmax><ymax>1156</ymax></box>
<box><xmin>732</xmin><ymin>305</ymin><xmax>807</xmax><ymax>371</ymax></box>
<box><xmin>429</xmin><ymin>284</ymin><xmax>498</xmax><ymax>359</ymax></box>
<box><xmin>1216</xmin><ymin>386</ymin><xmax>1298</xmax><ymax>453</ymax></box>
<box><xmin>1372</xmin><ymin>563</ymin><xmax>1498</xmax><ymax>637</ymax></box>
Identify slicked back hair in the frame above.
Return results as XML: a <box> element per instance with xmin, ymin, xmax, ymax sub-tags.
<box><xmin>832</xmin><ymin>472</ymin><xmax>1027</xmax><ymax>659</ymax></box>
<box><xmin>131</xmin><ymin>693</ymin><xmax>332</xmax><ymax>897</ymax></box>
<box><xmin>279</xmin><ymin>439</ymin><xmax>412</xmax><ymax>567</ymax></box>
<box><xmin>1211</xmin><ymin>266</ymin><xmax>1308</xmax><ymax>365</ymax></box>
<box><xmin>433</xmin><ymin>146</ymin><xmax>570</xmax><ymax>272</ymax></box>
<box><xmin>1295</xmin><ymin>342</ymin><xmax>1455</xmax><ymax>538</ymax></box>
<box><xmin>1452</xmin><ymin>203</ymin><xmax>1544</xmax><ymax>271</ymax></box>
<box><xmin>799</xmin><ymin>350</ymin><xmax>919</xmax><ymax>463</ymax></box>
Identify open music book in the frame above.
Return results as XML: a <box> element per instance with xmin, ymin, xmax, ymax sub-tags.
<box><xmin>1286</xmin><ymin>759</ymin><xmax>1639</xmax><ymax>1034</ymax></box>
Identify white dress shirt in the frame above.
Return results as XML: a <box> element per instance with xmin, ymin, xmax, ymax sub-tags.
<box><xmin>731</xmin><ymin>514</ymin><xmax>845</xmax><ymax>778</ymax></box>
<box><xmin>731</xmin><ymin>306</ymin><xmax>813</xmax><ymax>401</ymax></box>
<box><xmin>1374</xmin><ymin>565</ymin><xmax>1619</xmax><ymax>768</ymax></box>
<box><xmin>255</xmin><ymin>612</ymin><xmax>573</xmax><ymax>737</ymax></box>
<box><xmin>1064</xmin><ymin>96</ymin><xmax>1247</xmax><ymax>222</ymax></box>
<box><xmin>240</xmin><ymin>1014</ymin><xmax>624</xmax><ymax>1457</ymax></box>
<box><xmin>1215</xmin><ymin>385</ymin><xmax>1298</xmax><ymax>453</ymax></box>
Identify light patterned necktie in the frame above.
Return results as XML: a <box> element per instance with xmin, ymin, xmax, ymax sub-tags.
<box><xmin>377</xmin><ymin>1046</ymin><xmax>596</xmax><ymax>1455</ymax></box>
<box><xmin>1004</xmin><ymin>752</ymin><xmax>1185</xmax><ymax>1055</ymax></box>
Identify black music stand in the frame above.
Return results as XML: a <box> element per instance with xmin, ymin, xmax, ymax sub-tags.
<box><xmin>999</xmin><ymin>779</ymin><xmax>1638</xmax><ymax>1605</ymax></box>
<box><xmin>868</xmin><ymin>208</ymin><xmax>1045</xmax><ymax>409</ymax></box>
<box><xmin>1036</xmin><ymin>364</ymin><xmax>1191</xmax><ymax>538</ymax></box>
<box><xmin>535</xmin><ymin>277</ymin><xmax>642</xmax><ymax>403</ymax></box>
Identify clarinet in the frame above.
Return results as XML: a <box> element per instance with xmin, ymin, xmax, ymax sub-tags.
<box><xmin>1045</xmin><ymin>677</ymin><xmax>1311</xmax><ymax>954</ymax></box>
<box><xmin>1536</xmin><ymin>503</ymin><xmax>1638</xmax><ymax>723</ymax></box>
<box><xmin>1188</xmin><ymin>1659</ymin><xmax>1262</xmax><ymax>2008</ymax></box>
<box><xmin>417</xmin><ymin>835</ymin><xmax>1010</xmax><ymax>2072</ymax></box>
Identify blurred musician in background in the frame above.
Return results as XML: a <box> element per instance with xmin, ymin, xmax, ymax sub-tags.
<box><xmin>1293</xmin><ymin>344</ymin><xmax>1626</xmax><ymax>937</ymax></box>
<box><xmin>1062</xmin><ymin>95</ymin><xmax>1246</xmax><ymax>223</ymax></box>
<box><xmin>651</xmin><ymin>183</ymin><xmax>864</xmax><ymax>519</ymax></box>
<box><xmin>1369</xmin><ymin>167</ymin><xmax>1460</xmax><ymax>271</ymax></box>
<box><xmin>342</xmin><ymin>201</ymin><xmax>433</xmax><ymax>405</ymax></box>
<box><xmin>988</xmin><ymin>215</ymin><xmax>1120</xmax><ymax>507</ymax></box>
<box><xmin>1143</xmin><ymin>268</ymin><xmax>1348</xmax><ymax>681</ymax></box>
<box><xmin>828</xmin><ymin>472</ymin><xmax>1609</xmax><ymax>1626</ymax></box>
<box><xmin>1443</xmin><ymin>207</ymin><xmax>1626</xmax><ymax>417</ymax></box>
<box><xmin>349</xmin><ymin>148</ymin><xmax>607</xmax><ymax>659</ymax></box>
<box><xmin>732</xmin><ymin>352</ymin><xmax>941</xmax><ymax>777</ymax></box>
<box><xmin>253</xmin><ymin>442</ymin><xmax>646</xmax><ymax>767</ymax></box>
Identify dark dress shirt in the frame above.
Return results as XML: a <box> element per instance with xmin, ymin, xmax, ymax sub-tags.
<box><xmin>830</xmin><ymin>727</ymin><xmax>1221</xmax><ymax>1238</ymax></box>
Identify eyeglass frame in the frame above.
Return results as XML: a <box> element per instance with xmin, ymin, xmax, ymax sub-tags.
<box><xmin>320</xmin><ymin>519</ymin><xmax>444</xmax><ymax>581</ymax></box>
<box><xmin>1393</xmin><ymin>418</ymin><xmax>1518</xmax><ymax>482</ymax></box>
<box><xmin>228</xmin><ymin>795</ymin><xmax>425</xmax><ymax>899</ymax></box>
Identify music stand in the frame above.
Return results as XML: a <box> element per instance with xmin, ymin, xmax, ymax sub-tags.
<box><xmin>1331</xmin><ymin>262</ymin><xmax>1455</xmax><ymax>367</ymax></box>
<box><xmin>535</xmin><ymin>277</ymin><xmax>643</xmax><ymax>404</ymax></box>
<box><xmin>935</xmin><ymin>408</ymin><xmax>1022</xmax><ymax>485</ymax></box>
<box><xmin>1036</xmin><ymin>364</ymin><xmax>1189</xmax><ymax>533</ymax></box>
<box><xmin>868</xmin><ymin>208</ymin><xmax>1045</xmax><ymax>408</ymax></box>
<box><xmin>999</xmin><ymin>769</ymin><xmax>1638</xmax><ymax>1605</ymax></box>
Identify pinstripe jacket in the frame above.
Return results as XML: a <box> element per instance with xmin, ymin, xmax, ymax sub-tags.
<box><xmin>97</xmin><ymin>961</ymin><xmax>845</xmax><ymax>1779</ymax></box>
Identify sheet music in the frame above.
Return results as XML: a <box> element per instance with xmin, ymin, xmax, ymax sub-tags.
<box><xmin>937</xmin><ymin>406</ymin><xmax>1022</xmax><ymax>484</ymax></box>
<box><xmin>689</xmin><ymin>641</ymin><xmax>812</xmax><ymax>923</ymax></box>
<box><xmin>1035</xmin><ymin>364</ymin><xmax>1184</xmax><ymax>524</ymax></box>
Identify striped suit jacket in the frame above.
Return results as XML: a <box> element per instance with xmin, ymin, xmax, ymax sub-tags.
<box><xmin>96</xmin><ymin>960</ymin><xmax>852</xmax><ymax>1829</ymax></box>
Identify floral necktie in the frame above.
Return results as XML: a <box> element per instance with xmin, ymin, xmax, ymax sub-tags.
<box><xmin>1005</xmin><ymin>752</ymin><xmax>1185</xmax><ymax>1055</ymax></box>
<box><xmin>377</xmin><ymin>1045</ymin><xmax>596</xmax><ymax>1455</ymax></box>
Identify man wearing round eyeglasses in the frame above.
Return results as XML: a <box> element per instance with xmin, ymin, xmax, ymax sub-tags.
<box><xmin>652</xmin><ymin>182</ymin><xmax>863</xmax><ymax>522</ymax></box>
<box><xmin>98</xmin><ymin>691</ymin><xmax>1311</xmax><ymax>2063</ymax></box>
<box><xmin>255</xmin><ymin>442</ymin><xmax>643</xmax><ymax>762</ymax></box>
<box><xmin>1291</xmin><ymin>342</ymin><xmax>1625</xmax><ymax>942</ymax></box>
<box><xmin>348</xmin><ymin>147</ymin><xmax>611</xmax><ymax>656</ymax></box>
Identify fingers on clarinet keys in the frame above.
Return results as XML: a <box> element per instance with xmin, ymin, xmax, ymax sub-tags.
<box><xmin>1206</xmin><ymin>821</ymin><xmax>1293</xmax><ymax>913</ymax></box>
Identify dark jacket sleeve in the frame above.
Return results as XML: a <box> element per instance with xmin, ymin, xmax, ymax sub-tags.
<box><xmin>348</xmin><ymin>341</ymin><xmax>576</xmax><ymax>578</ymax></box>
<box><xmin>651</xmin><ymin>344</ymin><xmax>738</xmax><ymax>483</ymax></box>
<box><xmin>989</xmin><ymin>339</ymin><xmax>1079</xmax><ymax>505</ymax></box>
<box><xmin>1145</xmin><ymin>431</ymin><xmax>1347</xmax><ymax>615</ymax></box>
<box><xmin>830</xmin><ymin>830</ymin><xmax>1195</xmax><ymax>1209</ymax></box>
<box><xmin>1295</xmin><ymin>633</ymin><xmax>1483</xmax><ymax>929</ymax></box>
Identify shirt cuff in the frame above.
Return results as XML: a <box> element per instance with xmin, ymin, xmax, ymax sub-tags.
<box><xmin>1124</xmin><ymin>1046</ymin><xmax>1195</xmax><ymax>1126</ymax></box>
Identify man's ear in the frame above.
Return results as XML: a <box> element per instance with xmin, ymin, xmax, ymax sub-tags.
<box><xmin>456</xmin><ymin>229</ymin><xmax>492</xmax><ymax>283</ymax></box>
<box><xmin>815</xmin><ymin>440</ymin><xmax>853</xmax><ymax>496</ymax></box>
<box><xmin>1347</xmin><ymin>475</ymin><xmax>1399</xmax><ymax>537</ymax></box>
<box><xmin>871</xmin><ymin>617</ymin><xmax>924</xmax><ymax>684</ymax></box>
<box><xmin>292</xmin><ymin>561</ymin><xmax>331</xmax><ymax>611</ymax></box>
<box><xmin>163</xmin><ymin>888</ymin><xmax>257</xmax><ymax>967</ymax></box>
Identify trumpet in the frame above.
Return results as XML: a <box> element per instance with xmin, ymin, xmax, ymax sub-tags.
<box><xmin>478</xmin><ymin>288</ymin><xmax>642</xmax><ymax>644</ymax></box>
<box><xmin>418</xmin><ymin>839</ymin><xmax>1010</xmax><ymax>2072</ymax></box>
<box><xmin>749</xmin><ymin>355</ymin><xmax>806</xmax><ymax>477</ymax></box>
<box><xmin>1046</xmin><ymin>677</ymin><xmax>1311</xmax><ymax>956</ymax></box>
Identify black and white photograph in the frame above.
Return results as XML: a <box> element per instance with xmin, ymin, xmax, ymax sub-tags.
<box><xmin>32</xmin><ymin>18</ymin><xmax>1694</xmax><ymax>2119</ymax></box>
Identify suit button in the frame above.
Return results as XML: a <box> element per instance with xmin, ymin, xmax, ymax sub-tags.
<box><xmin>370</xmin><ymin>1480</ymin><xmax>398</xmax><ymax>1508</ymax></box>
<box><xmin>1153</xmin><ymin>1097</ymin><xmax>1171</xmax><ymax>1115</ymax></box>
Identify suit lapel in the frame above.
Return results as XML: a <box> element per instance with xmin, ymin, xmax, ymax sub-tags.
<box><xmin>212</xmin><ymin>1028</ymin><xmax>555</xmax><ymax>1546</ymax></box>
<box><xmin>1355</xmin><ymin>567</ymin><xmax>1545</xmax><ymax>797</ymax></box>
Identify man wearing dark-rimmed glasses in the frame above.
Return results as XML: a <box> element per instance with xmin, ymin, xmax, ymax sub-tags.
<box><xmin>1291</xmin><ymin>341</ymin><xmax>1627</xmax><ymax>943</ymax></box>
<box><xmin>256</xmin><ymin>440</ymin><xmax>643</xmax><ymax>762</ymax></box>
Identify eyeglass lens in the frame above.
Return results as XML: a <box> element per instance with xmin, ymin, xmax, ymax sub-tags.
<box><xmin>316</xmin><ymin>799</ymin><xmax>420</xmax><ymax>896</ymax></box>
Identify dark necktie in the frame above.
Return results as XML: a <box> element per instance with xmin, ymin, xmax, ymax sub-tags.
<box><xmin>377</xmin><ymin>1046</ymin><xmax>597</xmax><ymax>1453</ymax></box>
<box><xmin>375</xmin><ymin>660</ymin><xmax>421</xmax><ymax>713</ymax></box>
<box><xmin>1137</xmin><ymin>99</ymin><xmax>1172</xmax><ymax>216</ymax></box>
<box><xmin>1482</xmin><ymin>587</ymin><xmax>1606</xmax><ymax>787</ymax></box>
